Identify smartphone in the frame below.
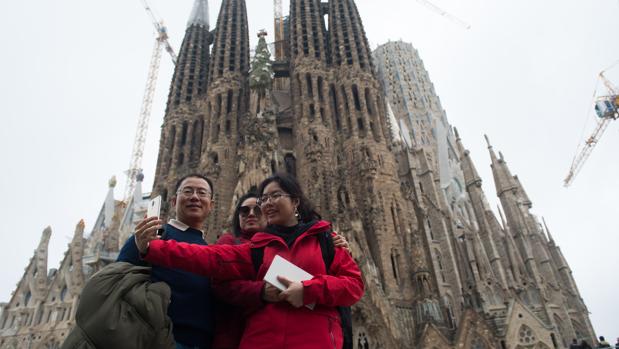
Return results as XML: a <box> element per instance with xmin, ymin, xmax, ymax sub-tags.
<box><xmin>147</xmin><ymin>196</ymin><xmax>162</xmax><ymax>218</ymax></box>
<box><xmin>147</xmin><ymin>196</ymin><xmax>165</xmax><ymax>236</ymax></box>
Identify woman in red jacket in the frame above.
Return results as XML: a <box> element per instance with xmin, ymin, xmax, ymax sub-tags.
<box><xmin>212</xmin><ymin>192</ymin><xmax>352</xmax><ymax>349</ymax></box>
<box><xmin>136</xmin><ymin>173</ymin><xmax>364</xmax><ymax>349</ymax></box>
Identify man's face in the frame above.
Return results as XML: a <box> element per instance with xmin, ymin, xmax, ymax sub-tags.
<box><xmin>172</xmin><ymin>177</ymin><xmax>213</xmax><ymax>225</ymax></box>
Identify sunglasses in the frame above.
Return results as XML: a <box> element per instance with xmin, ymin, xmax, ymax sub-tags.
<box><xmin>239</xmin><ymin>205</ymin><xmax>262</xmax><ymax>218</ymax></box>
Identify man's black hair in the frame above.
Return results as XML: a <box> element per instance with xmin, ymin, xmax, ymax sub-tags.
<box><xmin>232</xmin><ymin>192</ymin><xmax>259</xmax><ymax>237</ymax></box>
<box><xmin>174</xmin><ymin>173</ymin><xmax>215</xmax><ymax>199</ymax></box>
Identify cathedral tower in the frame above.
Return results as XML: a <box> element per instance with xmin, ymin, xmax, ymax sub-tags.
<box><xmin>288</xmin><ymin>0</ymin><xmax>337</xmax><ymax>214</ymax></box>
<box><xmin>200</xmin><ymin>0</ymin><xmax>250</xmax><ymax>234</ymax></box>
<box><xmin>153</xmin><ymin>0</ymin><xmax>213</xmax><ymax>215</ymax></box>
<box><xmin>325</xmin><ymin>2</ymin><xmax>450</xmax><ymax>343</ymax></box>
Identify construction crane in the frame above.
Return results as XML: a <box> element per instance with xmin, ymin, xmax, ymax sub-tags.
<box><xmin>564</xmin><ymin>70</ymin><xmax>619</xmax><ymax>187</ymax></box>
<box><xmin>123</xmin><ymin>0</ymin><xmax>178</xmax><ymax>202</ymax></box>
<box><xmin>415</xmin><ymin>0</ymin><xmax>471</xmax><ymax>30</ymax></box>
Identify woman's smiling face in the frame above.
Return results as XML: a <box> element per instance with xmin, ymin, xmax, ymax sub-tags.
<box><xmin>259</xmin><ymin>181</ymin><xmax>299</xmax><ymax>226</ymax></box>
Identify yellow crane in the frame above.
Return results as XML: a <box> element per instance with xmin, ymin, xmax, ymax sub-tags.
<box><xmin>564</xmin><ymin>69</ymin><xmax>619</xmax><ymax>187</ymax></box>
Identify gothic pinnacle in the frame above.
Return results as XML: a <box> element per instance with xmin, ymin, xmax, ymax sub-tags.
<box><xmin>188</xmin><ymin>0</ymin><xmax>209</xmax><ymax>28</ymax></box>
<box><xmin>484</xmin><ymin>134</ymin><xmax>492</xmax><ymax>149</ymax></box>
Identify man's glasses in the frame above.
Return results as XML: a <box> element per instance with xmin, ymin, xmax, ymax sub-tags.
<box><xmin>257</xmin><ymin>192</ymin><xmax>291</xmax><ymax>206</ymax></box>
<box><xmin>239</xmin><ymin>205</ymin><xmax>262</xmax><ymax>218</ymax></box>
<box><xmin>177</xmin><ymin>187</ymin><xmax>211</xmax><ymax>198</ymax></box>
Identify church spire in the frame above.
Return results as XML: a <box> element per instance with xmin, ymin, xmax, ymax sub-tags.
<box><xmin>455</xmin><ymin>128</ymin><xmax>482</xmax><ymax>188</ymax></box>
<box><xmin>165</xmin><ymin>0</ymin><xmax>212</xmax><ymax>112</ymax></box>
<box><xmin>289</xmin><ymin>0</ymin><xmax>329</xmax><ymax>63</ymax></box>
<box><xmin>187</xmin><ymin>0</ymin><xmax>209</xmax><ymax>28</ymax></box>
<box><xmin>200</xmin><ymin>0</ymin><xmax>250</xmax><ymax>234</ymax></box>
<box><xmin>30</xmin><ymin>226</ymin><xmax>52</xmax><ymax>299</ymax></box>
<box><xmin>153</xmin><ymin>1</ymin><xmax>213</xmax><ymax>208</ymax></box>
<box><xmin>68</xmin><ymin>220</ymin><xmax>86</xmax><ymax>292</ymax></box>
<box><xmin>207</xmin><ymin>0</ymin><xmax>249</xmax><ymax>84</ymax></box>
<box><xmin>486</xmin><ymin>135</ymin><xmax>518</xmax><ymax>196</ymax></box>
<box><xmin>329</xmin><ymin>0</ymin><xmax>374</xmax><ymax>73</ymax></box>
<box><xmin>104</xmin><ymin>176</ymin><xmax>116</xmax><ymax>228</ymax></box>
<box><xmin>454</xmin><ymin>129</ymin><xmax>510</xmax><ymax>291</ymax></box>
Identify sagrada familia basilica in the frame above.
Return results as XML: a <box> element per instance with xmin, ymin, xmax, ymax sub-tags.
<box><xmin>0</xmin><ymin>0</ymin><xmax>596</xmax><ymax>348</ymax></box>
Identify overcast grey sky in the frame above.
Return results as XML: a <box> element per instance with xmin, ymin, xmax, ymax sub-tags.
<box><xmin>0</xmin><ymin>0</ymin><xmax>617</xmax><ymax>339</ymax></box>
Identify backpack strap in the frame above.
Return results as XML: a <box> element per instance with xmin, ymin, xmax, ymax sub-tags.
<box><xmin>250</xmin><ymin>246</ymin><xmax>264</xmax><ymax>276</ymax></box>
<box><xmin>318</xmin><ymin>231</ymin><xmax>353</xmax><ymax>349</ymax></box>
<box><xmin>317</xmin><ymin>231</ymin><xmax>336</xmax><ymax>273</ymax></box>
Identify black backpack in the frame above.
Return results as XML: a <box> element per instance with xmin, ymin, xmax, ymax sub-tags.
<box><xmin>250</xmin><ymin>231</ymin><xmax>353</xmax><ymax>349</ymax></box>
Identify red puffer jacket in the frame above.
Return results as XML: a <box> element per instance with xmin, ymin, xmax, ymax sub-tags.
<box><xmin>145</xmin><ymin>220</ymin><xmax>364</xmax><ymax>349</ymax></box>
<box><xmin>211</xmin><ymin>232</ymin><xmax>261</xmax><ymax>349</ymax></box>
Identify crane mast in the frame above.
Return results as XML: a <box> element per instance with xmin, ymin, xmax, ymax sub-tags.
<box><xmin>564</xmin><ymin>71</ymin><xmax>619</xmax><ymax>187</ymax></box>
<box><xmin>123</xmin><ymin>0</ymin><xmax>178</xmax><ymax>202</ymax></box>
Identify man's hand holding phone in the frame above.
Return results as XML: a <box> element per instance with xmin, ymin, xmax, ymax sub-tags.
<box><xmin>147</xmin><ymin>196</ymin><xmax>164</xmax><ymax>236</ymax></box>
<box><xmin>134</xmin><ymin>216</ymin><xmax>163</xmax><ymax>255</ymax></box>
<box><xmin>135</xmin><ymin>196</ymin><xmax>165</xmax><ymax>255</ymax></box>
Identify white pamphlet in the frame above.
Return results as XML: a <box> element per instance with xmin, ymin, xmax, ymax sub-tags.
<box><xmin>264</xmin><ymin>255</ymin><xmax>315</xmax><ymax>309</ymax></box>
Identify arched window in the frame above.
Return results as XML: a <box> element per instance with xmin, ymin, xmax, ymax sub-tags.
<box><xmin>216</xmin><ymin>94</ymin><xmax>222</xmax><ymax>117</ymax></box>
<box><xmin>284</xmin><ymin>154</ymin><xmax>297</xmax><ymax>178</ymax></box>
<box><xmin>329</xmin><ymin>84</ymin><xmax>341</xmax><ymax>131</ymax></box>
<box><xmin>166</xmin><ymin>126</ymin><xmax>176</xmax><ymax>170</ymax></box>
<box><xmin>390</xmin><ymin>248</ymin><xmax>400</xmax><ymax>283</ymax></box>
<box><xmin>24</xmin><ymin>291</ymin><xmax>31</xmax><ymax>306</ymax></box>
<box><xmin>190</xmin><ymin>119</ymin><xmax>203</xmax><ymax>163</ymax></box>
<box><xmin>306</xmin><ymin>74</ymin><xmax>313</xmax><ymax>98</ymax></box>
<box><xmin>226</xmin><ymin>90</ymin><xmax>234</xmax><ymax>114</ymax></box>
<box><xmin>60</xmin><ymin>286</ymin><xmax>68</xmax><ymax>302</ymax></box>
<box><xmin>435</xmin><ymin>249</ymin><xmax>446</xmax><ymax>282</ymax></box>
<box><xmin>365</xmin><ymin>88</ymin><xmax>374</xmax><ymax>115</ymax></box>
<box><xmin>352</xmin><ymin>85</ymin><xmax>361</xmax><ymax>111</ymax></box>
<box><xmin>181</xmin><ymin>122</ymin><xmax>188</xmax><ymax>146</ymax></box>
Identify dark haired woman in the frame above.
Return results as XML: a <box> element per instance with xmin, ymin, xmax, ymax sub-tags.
<box><xmin>136</xmin><ymin>173</ymin><xmax>364</xmax><ymax>349</ymax></box>
<box><xmin>212</xmin><ymin>191</ymin><xmax>353</xmax><ymax>349</ymax></box>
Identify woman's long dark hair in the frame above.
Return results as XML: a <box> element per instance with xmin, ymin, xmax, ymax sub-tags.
<box><xmin>231</xmin><ymin>192</ymin><xmax>259</xmax><ymax>237</ymax></box>
<box><xmin>257</xmin><ymin>173</ymin><xmax>321</xmax><ymax>223</ymax></box>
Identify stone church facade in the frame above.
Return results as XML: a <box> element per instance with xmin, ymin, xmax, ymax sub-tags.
<box><xmin>0</xmin><ymin>0</ymin><xmax>596</xmax><ymax>348</ymax></box>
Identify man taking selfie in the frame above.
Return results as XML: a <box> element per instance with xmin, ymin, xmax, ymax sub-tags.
<box><xmin>117</xmin><ymin>174</ymin><xmax>215</xmax><ymax>349</ymax></box>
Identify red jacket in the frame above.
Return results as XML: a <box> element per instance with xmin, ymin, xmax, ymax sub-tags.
<box><xmin>145</xmin><ymin>220</ymin><xmax>364</xmax><ymax>349</ymax></box>
<box><xmin>211</xmin><ymin>232</ymin><xmax>260</xmax><ymax>349</ymax></box>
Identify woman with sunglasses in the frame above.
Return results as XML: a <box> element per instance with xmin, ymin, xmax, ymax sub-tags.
<box><xmin>212</xmin><ymin>192</ymin><xmax>351</xmax><ymax>349</ymax></box>
<box><xmin>136</xmin><ymin>173</ymin><xmax>364</xmax><ymax>349</ymax></box>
